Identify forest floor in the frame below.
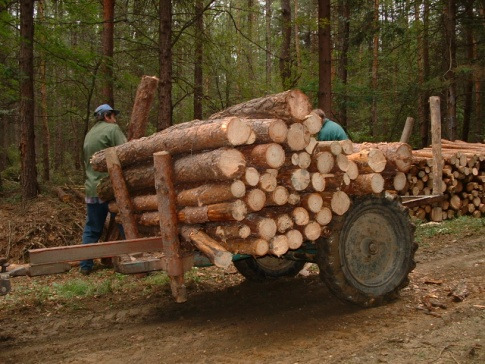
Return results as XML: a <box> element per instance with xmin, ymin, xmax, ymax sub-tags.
<box><xmin>0</xmin><ymin>194</ymin><xmax>484</xmax><ymax>363</ymax></box>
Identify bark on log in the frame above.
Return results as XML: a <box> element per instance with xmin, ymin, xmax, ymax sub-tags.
<box><xmin>127</xmin><ymin>75</ymin><xmax>159</xmax><ymax>140</ymax></box>
<box><xmin>91</xmin><ymin>117</ymin><xmax>251</xmax><ymax>172</ymax></box>
<box><xmin>177</xmin><ymin>180</ymin><xmax>246</xmax><ymax>207</ymax></box>
<box><xmin>245</xmin><ymin>118</ymin><xmax>288</xmax><ymax>144</ymax></box>
<box><xmin>314</xmin><ymin>141</ymin><xmax>342</xmax><ymax>156</ymax></box>
<box><xmin>180</xmin><ymin>226</ymin><xmax>232</xmax><ymax>268</ymax></box>
<box><xmin>239</xmin><ymin>143</ymin><xmax>285</xmax><ymax>169</ymax></box>
<box><xmin>354</xmin><ymin>142</ymin><xmax>412</xmax><ymax>173</ymax></box>
<box><xmin>220</xmin><ymin>238</ymin><xmax>269</xmax><ymax>256</ymax></box>
<box><xmin>348</xmin><ymin>149</ymin><xmax>386</xmax><ymax>173</ymax></box>
<box><xmin>205</xmin><ymin>223</ymin><xmax>251</xmax><ymax>241</ymax></box>
<box><xmin>208</xmin><ymin>89</ymin><xmax>312</xmax><ymax>123</ymax></box>
<box><xmin>244</xmin><ymin>214</ymin><xmax>277</xmax><ymax>240</ymax></box>
<box><xmin>98</xmin><ymin>148</ymin><xmax>246</xmax><ymax>201</ymax></box>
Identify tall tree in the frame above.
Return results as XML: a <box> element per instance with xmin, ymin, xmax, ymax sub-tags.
<box><xmin>19</xmin><ymin>0</ymin><xmax>38</xmax><ymax>199</ymax></box>
<box><xmin>194</xmin><ymin>0</ymin><xmax>203</xmax><ymax>119</ymax></box>
<box><xmin>337</xmin><ymin>0</ymin><xmax>350</xmax><ymax>127</ymax></box>
<box><xmin>318</xmin><ymin>0</ymin><xmax>332</xmax><ymax>115</ymax></box>
<box><xmin>444</xmin><ymin>0</ymin><xmax>457</xmax><ymax>140</ymax></box>
<box><xmin>265</xmin><ymin>0</ymin><xmax>272</xmax><ymax>88</ymax></box>
<box><xmin>158</xmin><ymin>0</ymin><xmax>172</xmax><ymax>131</ymax></box>
<box><xmin>371</xmin><ymin>0</ymin><xmax>379</xmax><ymax>137</ymax></box>
<box><xmin>101</xmin><ymin>0</ymin><xmax>115</xmax><ymax>106</ymax></box>
<box><xmin>38</xmin><ymin>0</ymin><xmax>50</xmax><ymax>181</ymax></box>
<box><xmin>416</xmin><ymin>0</ymin><xmax>430</xmax><ymax>147</ymax></box>
<box><xmin>462</xmin><ymin>0</ymin><xmax>474</xmax><ymax>141</ymax></box>
<box><xmin>279</xmin><ymin>0</ymin><xmax>292</xmax><ymax>89</ymax></box>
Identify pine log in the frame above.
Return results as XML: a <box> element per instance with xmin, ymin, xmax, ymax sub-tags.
<box><xmin>205</xmin><ymin>223</ymin><xmax>251</xmax><ymax>241</ymax></box>
<box><xmin>315</xmin><ymin>207</ymin><xmax>332</xmax><ymax>226</ymax></box>
<box><xmin>127</xmin><ymin>75</ymin><xmax>159</xmax><ymax>140</ymax></box>
<box><xmin>53</xmin><ymin>187</ymin><xmax>71</xmax><ymax>203</ymax></box>
<box><xmin>321</xmin><ymin>190</ymin><xmax>351</xmax><ymax>216</ymax></box>
<box><xmin>285</xmin><ymin>229</ymin><xmax>303</xmax><ymax>250</ymax></box>
<box><xmin>258</xmin><ymin>171</ymin><xmax>277</xmax><ymax>192</ymax></box>
<box><xmin>309</xmin><ymin>151</ymin><xmax>334</xmax><ymax>173</ymax></box>
<box><xmin>208</xmin><ymin>89</ymin><xmax>313</xmax><ymax>123</ymax></box>
<box><xmin>91</xmin><ymin>117</ymin><xmax>251</xmax><ymax>172</ymax></box>
<box><xmin>244</xmin><ymin>214</ymin><xmax>277</xmax><ymax>240</ymax></box>
<box><xmin>265</xmin><ymin>186</ymin><xmax>290</xmax><ymax>206</ymax></box>
<box><xmin>243</xmin><ymin>167</ymin><xmax>260</xmax><ymax>186</ymax></box>
<box><xmin>276</xmin><ymin>213</ymin><xmax>294</xmax><ymax>233</ymax></box>
<box><xmin>301</xmin><ymin>193</ymin><xmax>324</xmax><ymax>213</ymax></box>
<box><xmin>345</xmin><ymin>173</ymin><xmax>385</xmax><ymax>195</ymax></box>
<box><xmin>287</xmin><ymin>192</ymin><xmax>301</xmax><ymax>205</ymax></box>
<box><xmin>244</xmin><ymin>188</ymin><xmax>267</xmax><ymax>211</ymax></box>
<box><xmin>310</xmin><ymin>172</ymin><xmax>326</xmax><ymax>192</ymax></box>
<box><xmin>335</xmin><ymin>154</ymin><xmax>350</xmax><ymax>172</ymax></box>
<box><xmin>314</xmin><ymin>141</ymin><xmax>342</xmax><ymax>156</ymax></box>
<box><xmin>278</xmin><ymin>168</ymin><xmax>311</xmax><ymax>191</ymax></box>
<box><xmin>105</xmin><ymin>148</ymin><xmax>139</xmax><ymax>239</ymax></box>
<box><xmin>346</xmin><ymin>160</ymin><xmax>359</xmax><ymax>180</ymax></box>
<box><xmin>382</xmin><ymin>171</ymin><xmax>407</xmax><ymax>192</ymax></box>
<box><xmin>400</xmin><ymin>117</ymin><xmax>415</xmax><ymax>143</ymax></box>
<box><xmin>302</xmin><ymin>110</ymin><xmax>324</xmax><ymax>134</ymax></box>
<box><xmin>296</xmin><ymin>151</ymin><xmax>312</xmax><ymax>169</ymax></box>
<box><xmin>97</xmin><ymin>148</ymin><xmax>246</xmax><ymax>201</ymax></box>
<box><xmin>177</xmin><ymin>180</ymin><xmax>246</xmax><ymax>207</ymax></box>
<box><xmin>240</xmin><ymin>143</ymin><xmax>285</xmax><ymax>169</ymax></box>
<box><xmin>339</xmin><ymin>139</ymin><xmax>354</xmax><ymax>155</ymax></box>
<box><xmin>305</xmin><ymin>137</ymin><xmax>318</xmax><ymax>154</ymax></box>
<box><xmin>353</xmin><ymin>142</ymin><xmax>412</xmax><ymax>172</ymax></box>
<box><xmin>269</xmin><ymin>235</ymin><xmax>289</xmax><ymax>256</ymax></box>
<box><xmin>292</xmin><ymin>206</ymin><xmax>310</xmax><ymax>226</ymax></box>
<box><xmin>180</xmin><ymin>226</ymin><xmax>232</xmax><ymax>268</ymax></box>
<box><xmin>286</xmin><ymin>123</ymin><xmax>311</xmax><ymax>151</ymax></box>
<box><xmin>431</xmin><ymin>206</ymin><xmax>443</xmax><ymax>222</ymax></box>
<box><xmin>245</xmin><ymin>118</ymin><xmax>288</xmax><ymax>144</ymax></box>
<box><xmin>348</xmin><ymin>149</ymin><xmax>386</xmax><ymax>173</ymax></box>
<box><xmin>298</xmin><ymin>221</ymin><xmax>322</xmax><ymax>241</ymax></box>
<box><xmin>220</xmin><ymin>238</ymin><xmax>269</xmax><ymax>256</ymax></box>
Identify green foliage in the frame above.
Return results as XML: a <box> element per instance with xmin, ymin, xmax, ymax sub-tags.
<box><xmin>414</xmin><ymin>216</ymin><xmax>485</xmax><ymax>243</ymax></box>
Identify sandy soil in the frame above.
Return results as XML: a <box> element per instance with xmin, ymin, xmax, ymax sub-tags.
<box><xmin>0</xmin><ymin>197</ymin><xmax>484</xmax><ymax>363</ymax></box>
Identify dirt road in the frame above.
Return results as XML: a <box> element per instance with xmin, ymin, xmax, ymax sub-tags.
<box><xmin>1</xmin><ymin>225</ymin><xmax>484</xmax><ymax>363</ymax></box>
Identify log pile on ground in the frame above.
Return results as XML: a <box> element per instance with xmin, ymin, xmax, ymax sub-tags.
<box><xmin>91</xmin><ymin>89</ymin><xmax>411</xmax><ymax>259</ymax></box>
<box><xmin>404</xmin><ymin>140</ymin><xmax>485</xmax><ymax>221</ymax></box>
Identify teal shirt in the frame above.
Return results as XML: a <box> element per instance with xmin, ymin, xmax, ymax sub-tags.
<box><xmin>83</xmin><ymin>121</ymin><xmax>127</xmax><ymax>198</ymax></box>
<box><xmin>317</xmin><ymin>119</ymin><xmax>348</xmax><ymax>141</ymax></box>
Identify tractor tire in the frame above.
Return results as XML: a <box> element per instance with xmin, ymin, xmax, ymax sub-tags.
<box><xmin>234</xmin><ymin>256</ymin><xmax>306</xmax><ymax>282</ymax></box>
<box><xmin>316</xmin><ymin>196</ymin><xmax>417</xmax><ymax>307</ymax></box>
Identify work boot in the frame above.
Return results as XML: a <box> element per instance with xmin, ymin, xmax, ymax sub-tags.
<box><xmin>80</xmin><ymin>267</ymin><xmax>92</xmax><ymax>276</ymax></box>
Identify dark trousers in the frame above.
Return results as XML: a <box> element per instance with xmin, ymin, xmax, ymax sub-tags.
<box><xmin>80</xmin><ymin>202</ymin><xmax>109</xmax><ymax>270</ymax></box>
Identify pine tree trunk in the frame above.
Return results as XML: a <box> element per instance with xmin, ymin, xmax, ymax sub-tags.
<box><xmin>193</xmin><ymin>0</ymin><xmax>203</xmax><ymax>119</ymax></box>
<box><xmin>158</xmin><ymin>0</ymin><xmax>172</xmax><ymax>131</ymax></box>
<box><xmin>19</xmin><ymin>0</ymin><xmax>38</xmax><ymax>199</ymax></box>
<box><xmin>101</xmin><ymin>0</ymin><xmax>114</xmax><ymax>106</ymax></box>
<box><xmin>279</xmin><ymin>0</ymin><xmax>292</xmax><ymax>89</ymax></box>
<box><xmin>318</xmin><ymin>0</ymin><xmax>332</xmax><ymax>115</ymax></box>
<box><xmin>337</xmin><ymin>0</ymin><xmax>350</xmax><ymax>127</ymax></box>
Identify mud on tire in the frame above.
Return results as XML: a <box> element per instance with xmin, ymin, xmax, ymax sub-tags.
<box><xmin>316</xmin><ymin>196</ymin><xmax>417</xmax><ymax>307</ymax></box>
<box><xmin>234</xmin><ymin>256</ymin><xmax>306</xmax><ymax>282</ymax></box>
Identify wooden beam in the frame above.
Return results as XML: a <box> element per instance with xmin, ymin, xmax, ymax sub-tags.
<box><xmin>29</xmin><ymin>237</ymin><xmax>165</xmax><ymax>265</ymax></box>
<box><xmin>400</xmin><ymin>117</ymin><xmax>414</xmax><ymax>143</ymax></box>
<box><xmin>153</xmin><ymin>151</ymin><xmax>186</xmax><ymax>303</ymax></box>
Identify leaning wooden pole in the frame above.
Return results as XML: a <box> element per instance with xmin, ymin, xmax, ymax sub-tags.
<box><xmin>400</xmin><ymin>117</ymin><xmax>414</xmax><ymax>143</ymax></box>
<box><xmin>105</xmin><ymin>148</ymin><xmax>139</xmax><ymax>239</ymax></box>
<box><xmin>153</xmin><ymin>151</ymin><xmax>186</xmax><ymax>303</ymax></box>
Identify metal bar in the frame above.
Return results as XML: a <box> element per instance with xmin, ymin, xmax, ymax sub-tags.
<box><xmin>29</xmin><ymin>237</ymin><xmax>164</xmax><ymax>265</ymax></box>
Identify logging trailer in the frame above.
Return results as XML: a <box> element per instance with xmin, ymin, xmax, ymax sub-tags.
<box><xmin>0</xmin><ymin>91</ymin><xmax>450</xmax><ymax>308</ymax></box>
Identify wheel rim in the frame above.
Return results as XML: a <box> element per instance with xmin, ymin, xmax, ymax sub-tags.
<box><xmin>340</xmin><ymin>210</ymin><xmax>404</xmax><ymax>294</ymax></box>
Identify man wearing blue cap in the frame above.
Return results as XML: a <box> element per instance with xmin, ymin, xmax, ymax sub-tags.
<box><xmin>81</xmin><ymin>104</ymin><xmax>127</xmax><ymax>275</ymax></box>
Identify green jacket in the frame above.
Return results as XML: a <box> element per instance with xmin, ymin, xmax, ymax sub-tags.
<box><xmin>83</xmin><ymin>121</ymin><xmax>127</xmax><ymax>198</ymax></box>
<box><xmin>317</xmin><ymin>119</ymin><xmax>349</xmax><ymax>141</ymax></box>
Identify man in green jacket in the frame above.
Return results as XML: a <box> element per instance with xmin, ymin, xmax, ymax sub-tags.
<box><xmin>314</xmin><ymin>109</ymin><xmax>349</xmax><ymax>141</ymax></box>
<box><xmin>81</xmin><ymin>104</ymin><xmax>127</xmax><ymax>275</ymax></box>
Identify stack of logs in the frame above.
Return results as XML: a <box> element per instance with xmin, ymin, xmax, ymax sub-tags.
<box><xmin>89</xmin><ymin>90</ymin><xmax>413</xmax><ymax>259</ymax></box>
<box><xmin>405</xmin><ymin>140</ymin><xmax>485</xmax><ymax>221</ymax></box>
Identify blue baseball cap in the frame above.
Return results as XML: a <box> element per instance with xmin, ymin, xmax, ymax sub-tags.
<box><xmin>94</xmin><ymin>104</ymin><xmax>120</xmax><ymax>116</ymax></box>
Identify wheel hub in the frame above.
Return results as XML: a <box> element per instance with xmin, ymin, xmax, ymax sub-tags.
<box><xmin>341</xmin><ymin>211</ymin><xmax>402</xmax><ymax>291</ymax></box>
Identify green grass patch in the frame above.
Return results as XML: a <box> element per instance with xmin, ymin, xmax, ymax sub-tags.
<box><xmin>415</xmin><ymin>216</ymin><xmax>485</xmax><ymax>243</ymax></box>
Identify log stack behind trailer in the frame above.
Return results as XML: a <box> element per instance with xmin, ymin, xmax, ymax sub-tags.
<box><xmin>91</xmin><ymin>89</ymin><xmax>414</xmax><ymax>262</ymax></box>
